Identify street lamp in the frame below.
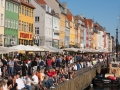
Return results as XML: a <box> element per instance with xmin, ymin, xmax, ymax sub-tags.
<box><xmin>34</xmin><ymin>34</ymin><xmax>40</xmax><ymax>46</ymax></box>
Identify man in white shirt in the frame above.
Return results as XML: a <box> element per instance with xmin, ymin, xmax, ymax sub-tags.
<box><xmin>16</xmin><ymin>74</ymin><xmax>25</xmax><ymax>90</ymax></box>
<box><xmin>31</xmin><ymin>72</ymin><xmax>39</xmax><ymax>85</ymax></box>
<box><xmin>24</xmin><ymin>74</ymin><xmax>31</xmax><ymax>90</ymax></box>
<box><xmin>72</xmin><ymin>63</ymin><xmax>77</xmax><ymax>71</ymax></box>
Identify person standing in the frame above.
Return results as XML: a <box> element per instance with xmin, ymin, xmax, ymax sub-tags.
<box><xmin>14</xmin><ymin>58</ymin><xmax>20</xmax><ymax>75</ymax></box>
<box><xmin>0</xmin><ymin>59</ymin><xmax>3</xmax><ymax>78</ymax></box>
<box><xmin>8</xmin><ymin>59</ymin><xmax>14</xmax><ymax>75</ymax></box>
<box><xmin>21</xmin><ymin>62</ymin><xmax>27</xmax><ymax>79</ymax></box>
<box><xmin>1</xmin><ymin>57</ymin><xmax>7</xmax><ymax>77</ymax></box>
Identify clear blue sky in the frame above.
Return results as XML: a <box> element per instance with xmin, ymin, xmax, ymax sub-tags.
<box><xmin>60</xmin><ymin>0</ymin><xmax>120</xmax><ymax>39</ymax></box>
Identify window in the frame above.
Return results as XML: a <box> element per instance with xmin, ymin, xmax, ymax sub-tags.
<box><xmin>16</xmin><ymin>21</ymin><xmax>18</xmax><ymax>29</ymax></box>
<box><xmin>31</xmin><ymin>24</ymin><xmax>33</xmax><ymax>32</ymax></box>
<box><xmin>13</xmin><ymin>20</ymin><xmax>15</xmax><ymax>29</ymax></box>
<box><xmin>5</xmin><ymin>18</ymin><xmax>7</xmax><ymax>27</ymax></box>
<box><xmin>31</xmin><ymin>10</ymin><xmax>33</xmax><ymax>17</ymax></box>
<box><xmin>0</xmin><ymin>14</ymin><xmax>4</xmax><ymax>26</ymax></box>
<box><xmin>11</xmin><ymin>3</ymin><xmax>13</xmax><ymax>12</ymax></box>
<box><xmin>16</xmin><ymin>5</ymin><xmax>18</xmax><ymax>13</ymax></box>
<box><xmin>54</xmin><ymin>33</ymin><xmax>59</xmax><ymax>35</ymax></box>
<box><xmin>0</xmin><ymin>14</ymin><xmax>3</xmax><ymax>26</ymax></box>
<box><xmin>22</xmin><ymin>21</ymin><xmax>24</xmax><ymax>31</ymax></box>
<box><xmin>14</xmin><ymin>4</ymin><xmax>16</xmax><ymax>12</ymax></box>
<box><xmin>22</xmin><ymin>6</ymin><xmax>24</xmax><ymax>14</ymax></box>
<box><xmin>26</xmin><ymin>8</ymin><xmax>28</xmax><ymax>16</ymax></box>
<box><xmin>11</xmin><ymin>19</ymin><xmax>13</xmax><ymax>28</ymax></box>
<box><xmin>29</xmin><ymin>23</ymin><xmax>31</xmax><ymax>32</ymax></box>
<box><xmin>29</xmin><ymin>9</ymin><xmax>31</xmax><ymax>17</ymax></box>
<box><xmin>6</xmin><ymin>1</ymin><xmax>8</xmax><ymax>10</ymax></box>
<box><xmin>26</xmin><ymin>23</ymin><xmax>28</xmax><ymax>32</ymax></box>
<box><xmin>24</xmin><ymin>22</ymin><xmax>26</xmax><ymax>31</ymax></box>
<box><xmin>8</xmin><ymin>19</ymin><xmax>10</xmax><ymax>28</ymax></box>
<box><xmin>19</xmin><ymin>20</ymin><xmax>21</xmax><ymax>30</ymax></box>
<box><xmin>35</xmin><ymin>16</ymin><xmax>39</xmax><ymax>22</ymax></box>
<box><xmin>1</xmin><ymin>0</ymin><xmax>4</xmax><ymax>7</ymax></box>
<box><xmin>8</xmin><ymin>2</ymin><xmax>11</xmax><ymax>11</ymax></box>
<box><xmin>35</xmin><ymin>27</ymin><xmax>39</xmax><ymax>34</ymax></box>
<box><xmin>19</xmin><ymin>6</ymin><xmax>21</xmax><ymax>13</ymax></box>
<box><xmin>25</xmin><ymin>7</ymin><xmax>26</xmax><ymax>15</ymax></box>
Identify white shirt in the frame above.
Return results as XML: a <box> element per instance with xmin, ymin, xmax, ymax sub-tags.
<box><xmin>32</xmin><ymin>75</ymin><xmax>39</xmax><ymax>83</ymax></box>
<box><xmin>3</xmin><ymin>84</ymin><xmax>7</xmax><ymax>90</ymax></box>
<box><xmin>73</xmin><ymin>65</ymin><xmax>77</xmax><ymax>71</ymax></box>
<box><xmin>16</xmin><ymin>78</ymin><xmax>25</xmax><ymax>89</ymax></box>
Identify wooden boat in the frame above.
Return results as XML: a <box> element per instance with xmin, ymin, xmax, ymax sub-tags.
<box><xmin>93</xmin><ymin>61</ymin><xmax>120</xmax><ymax>86</ymax></box>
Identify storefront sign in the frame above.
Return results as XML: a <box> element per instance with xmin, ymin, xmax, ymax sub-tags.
<box><xmin>20</xmin><ymin>33</ymin><xmax>32</xmax><ymax>39</ymax></box>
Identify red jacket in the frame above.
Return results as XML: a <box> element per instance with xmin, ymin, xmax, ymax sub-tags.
<box><xmin>47</xmin><ymin>59</ymin><xmax>52</xmax><ymax>66</ymax></box>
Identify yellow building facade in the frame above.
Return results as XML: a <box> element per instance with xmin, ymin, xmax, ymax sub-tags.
<box><xmin>19</xmin><ymin>0</ymin><xmax>35</xmax><ymax>45</ymax></box>
<box><xmin>66</xmin><ymin>9</ymin><xmax>75</xmax><ymax>47</ymax></box>
<box><xmin>93</xmin><ymin>33</ymin><xmax>98</xmax><ymax>49</ymax></box>
<box><xmin>0</xmin><ymin>0</ymin><xmax>5</xmax><ymax>46</ymax></box>
<box><xmin>69</xmin><ymin>17</ymin><xmax>75</xmax><ymax>46</ymax></box>
<box><xmin>59</xmin><ymin>14</ymin><xmax>66</xmax><ymax>48</ymax></box>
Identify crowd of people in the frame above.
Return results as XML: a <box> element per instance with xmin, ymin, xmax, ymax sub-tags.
<box><xmin>0</xmin><ymin>53</ymin><xmax>108</xmax><ymax>90</ymax></box>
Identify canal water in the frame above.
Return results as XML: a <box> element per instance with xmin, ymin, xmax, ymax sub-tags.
<box><xmin>84</xmin><ymin>86</ymin><xmax>120</xmax><ymax>90</ymax></box>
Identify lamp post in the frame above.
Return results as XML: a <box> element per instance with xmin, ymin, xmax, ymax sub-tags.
<box><xmin>116</xmin><ymin>29</ymin><xmax>118</xmax><ymax>60</ymax></box>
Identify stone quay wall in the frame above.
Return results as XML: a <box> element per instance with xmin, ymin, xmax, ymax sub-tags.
<box><xmin>51</xmin><ymin>62</ymin><xmax>103</xmax><ymax>90</ymax></box>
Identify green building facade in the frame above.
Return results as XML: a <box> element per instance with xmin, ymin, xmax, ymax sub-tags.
<box><xmin>5</xmin><ymin>0</ymin><xmax>19</xmax><ymax>47</ymax></box>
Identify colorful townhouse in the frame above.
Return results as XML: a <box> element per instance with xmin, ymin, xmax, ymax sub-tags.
<box><xmin>94</xmin><ymin>22</ymin><xmax>105</xmax><ymax>50</ymax></box>
<box><xmin>0</xmin><ymin>0</ymin><xmax>5</xmax><ymax>46</ymax></box>
<box><xmin>74</xmin><ymin>15</ymin><xmax>85</xmax><ymax>48</ymax></box>
<box><xmin>65</xmin><ymin>17</ymin><xmax>70</xmax><ymax>48</ymax></box>
<box><xmin>84</xmin><ymin>19</ymin><xmax>93</xmax><ymax>49</ymax></box>
<box><xmin>67</xmin><ymin>9</ymin><xmax>75</xmax><ymax>47</ymax></box>
<box><xmin>31</xmin><ymin>0</ymin><xmax>53</xmax><ymax>46</ymax></box>
<box><xmin>19</xmin><ymin>0</ymin><xmax>35</xmax><ymax>45</ymax></box>
<box><xmin>93</xmin><ymin>23</ymin><xmax>99</xmax><ymax>49</ymax></box>
<box><xmin>32</xmin><ymin>0</ymin><xmax>60</xmax><ymax>48</ymax></box>
<box><xmin>59</xmin><ymin>3</ymin><xmax>67</xmax><ymax>48</ymax></box>
<box><xmin>42</xmin><ymin>0</ymin><xmax>64</xmax><ymax>48</ymax></box>
<box><xmin>5</xmin><ymin>0</ymin><xmax>20</xmax><ymax>47</ymax></box>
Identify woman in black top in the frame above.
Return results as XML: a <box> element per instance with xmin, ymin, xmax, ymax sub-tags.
<box><xmin>9</xmin><ymin>79</ymin><xmax>18</xmax><ymax>90</ymax></box>
<box><xmin>21</xmin><ymin>62</ymin><xmax>27</xmax><ymax>78</ymax></box>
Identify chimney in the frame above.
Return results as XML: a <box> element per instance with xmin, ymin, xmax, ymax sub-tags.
<box><xmin>62</xmin><ymin>2</ymin><xmax>67</xmax><ymax>8</ymax></box>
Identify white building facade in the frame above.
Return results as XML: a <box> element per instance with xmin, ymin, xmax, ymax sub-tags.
<box><xmin>52</xmin><ymin>16</ymin><xmax>60</xmax><ymax>48</ymax></box>
<box><xmin>106</xmin><ymin>34</ymin><xmax>109</xmax><ymax>52</ymax></box>
<box><xmin>0</xmin><ymin>0</ymin><xmax>5</xmax><ymax>46</ymax></box>
<box><xmin>31</xmin><ymin>0</ymin><xmax>53</xmax><ymax>46</ymax></box>
<box><xmin>97</xmin><ymin>30</ymin><xmax>104</xmax><ymax>50</ymax></box>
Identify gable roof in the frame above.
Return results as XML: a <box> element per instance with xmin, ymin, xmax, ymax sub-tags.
<box><xmin>84</xmin><ymin>19</ymin><xmax>93</xmax><ymax>28</ymax></box>
<box><xmin>66</xmin><ymin>9</ymin><xmax>73</xmax><ymax>21</ymax></box>
<box><xmin>94</xmin><ymin>22</ymin><xmax>105</xmax><ymax>31</ymax></box>
<box><xmin>44</xmin><ymin>0</ymin><xmax>61</xmax><ymax>14</ymax></box>
<box><xmin>20</xmin><ymin>0</ymin><xmax>35</xmax><ymax>9</ymax></box>
<box><xmin>37</xmin><ymin>0</ymin><xmax>46</xmax><ymax>4</ymax></box>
